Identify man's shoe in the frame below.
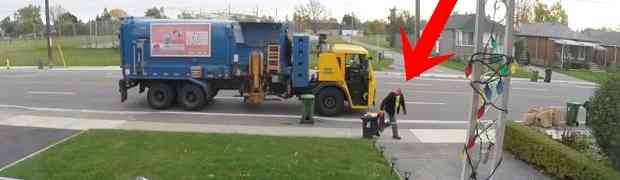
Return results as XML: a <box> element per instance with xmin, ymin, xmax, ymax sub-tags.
<box><xmin>393</xmin><ymin>136</ymin><xmax>402</xmax><ymax>140</ymax></box>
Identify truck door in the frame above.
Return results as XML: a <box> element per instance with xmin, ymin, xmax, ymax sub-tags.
<box><xmin>345</xmin><ymin>54</ymin><xmax>369</xmax><ymax>106</ymax></box>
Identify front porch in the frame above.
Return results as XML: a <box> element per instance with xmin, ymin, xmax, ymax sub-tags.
<box><xmin>552</xmin><ymin>39</ymin><xmax>606</xmax><ymax>70</ymax></box>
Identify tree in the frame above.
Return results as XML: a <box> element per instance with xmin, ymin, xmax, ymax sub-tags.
<box><xmin>50</xmin><ymin>5</ymin><xmax>67</xmax><ymax>26</ymax></box>
<box><xmin>363</xmin><ymin>20</ymin><xmax>386</xmax><ymax>35</ymax></box>
<box><xmin>55</xmin><ymin>12</ymin><xmax>79</xmax><ymax>36</ymax></box>
<box><xmin>386</xmin><ymin>7</ymin><xmax>405</xmax><ymax>47</ymax></box>
<box><xmin>96</xmin><ymin>8</ymin><xmax>112</xmax><ymax>22</ymax></box>
<box><xmin>1</xmin><ymin>16</ymin><xmax>17</xmax><ymax>37</ymax></box>
<box><xmin>145</xmin><ymin>7</ymin><xmax>167</xmax><ymax>19</ymax></box>
<box><xmin>590</xmin><ymin>73</ymin><xmax>620</xmax><ymax>171</ymax></box>
<box><xmin>341</xmin><ymin>13</ymin><xmax>360</xmax><ymax>29</ymax></box>
<box><xmin>294</xmin><ymin>0</ymin><xmax>329</xmax><ymax>33</ymax></box>
<box><xmin>548</xmin><ymin>2</ymin><xmax>568</xmax><ymax>24</ymax></box>
<box><xmin>532</xmin><ymin>0</ymin><xmax>568</xmax><ymax>24</ymax></box>
<box><xmin>517</xmin><ymin>0</ymin><xmax>533</xmax><ymax>24</ymax></box>
<box><xmin>14</xmin><ymin>4</ymin><xmax>44</xmax><ymax>37</ymax></box>
<box><xmin>109</xmin><ymin>9</ymin><xmax>128</xmax><ymax>20</ymax></box>
<box><xmin>177</xmin><ymin>11</ymin><xmax>196</xmax><ymax>19</ymax></box>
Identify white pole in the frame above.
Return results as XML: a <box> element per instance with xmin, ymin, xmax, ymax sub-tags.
<box><xmin>561</xmin><ymin>44</ymin><xmax>565</xmax><ymax>69</ymax></box>
<box><xmin>614</xmin><ymin>46</ymin><xmax>620</xmax><ymax>66</ymax></box>
<box><xmin>460</xmin><ymin>0</ymin><xmax>486</xmax><ymax>179</ymax></box>
<box><xmin>489</xmin><ymin>0</ymin><xmax>514</xmax><ymax>179</ymax></box>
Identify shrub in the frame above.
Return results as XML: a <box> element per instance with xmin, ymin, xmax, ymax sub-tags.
<box><xmin>589</xmin><ymin>73</ymin><xmax>620</xmax><ymax>171</ymax></box>
<box><xmin>504</xmin><ymin>121</ymin><xmax>620</xmax><ymax>180</ymax></box>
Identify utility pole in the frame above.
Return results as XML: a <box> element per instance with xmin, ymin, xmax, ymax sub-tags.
<box><xmin>460</xmin><ymin>0</ymin><xmax>485</xmax><ymax>179</ymax></box>
<box><xmin>45</xmin><ymin>0</ymin><xmax>53</xmax><ymax>68</ymax></box>
<box><xmin>414</xmin><ymin>0</ymin><xmax>420</xmax><ymax>46</ymax></box>
<box><xmin>489</xmin><ymin>0</ymin><xmax>514</xmax><ymax>179</ymax></box>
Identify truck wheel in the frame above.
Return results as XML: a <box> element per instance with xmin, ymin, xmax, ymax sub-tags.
<box><xmin>147</xmin><ymin>82</ymin><xmax>176</xmax><ymax>109</ymax></box>
<box><xmin>178</xmin><ymin>83</ymin><xmax>207</xmax><ymax>110</ymax></box>
<box><xmin>315</xmin><ymin>87</ymin><xmax>344</xmax><ymax>116</ymax></box>
<box><xmin>208</xmin><ymin>89</ymin><xmax>219</xmax><ymax>101</ymax></box>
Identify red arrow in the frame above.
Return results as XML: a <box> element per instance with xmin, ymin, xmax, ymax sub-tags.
<box><xmin>400</xmin><ymin>0</ymin><xmax>457</xmax><ymax>80</ymax></box>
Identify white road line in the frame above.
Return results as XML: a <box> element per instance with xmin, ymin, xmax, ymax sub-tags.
<box><xmin>385</xmin><ymin>82</ymin><xmax>433</xmax><ymax>87</ymax></box>
<box><xmin>217</xmin><ymin>97</ymin><xmax>445</xmax><ymax>105</ymax></box>
<box><xmin>511</xmin><ymin>87</ymin><xmax>548</xmax><ymax>92</ymax></box>
<box><xmin>27</xmin><ymin>91</ymin><xmax>75</xmax><ymax>95</ymax></box>
<box><xmin>0</xmin><ymin>104</ymin><xmax>468</xmax><ymax>125</ymax></box>
<box><xmin>0</xmin><ymin>130</ymin><xmax>86</xmax><ymax>172</ymax></box>
<box><xmin>406</xmin><ymin>101</ymin><xmax>446</xmax><ymax>105</ymax></box>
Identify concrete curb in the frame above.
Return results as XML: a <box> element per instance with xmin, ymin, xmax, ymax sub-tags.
<box><xmin>374</xmin><ymin>71</ymin><xmax>597</xmax><ymax>86</ymax></box>
<box><xmin>4</xmin><ymin>66</ymin><xmax>597</xmax><ymax>86</ymax></box>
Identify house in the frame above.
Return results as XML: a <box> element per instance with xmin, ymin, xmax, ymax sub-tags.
<box><xmin>339</xmin><ymin>24</ymin><xmax>360</xmax><ymax>37</ymax></box>
<box><xmin>516</xmin><ymin>23</ymin><xmax>605</xmax><ymax>69</ymax></box>
<box><xmin>582</xmin><ymin>30</ymin><xmax>620</xmax><ymax>68</ymax></box>
<box><xmin>340</xmin><ymin>28</ymin><xmax>359</xmax><ymax>37</ymax></box>
<box><xmin>437</xmin><ymin>14</ymin><xmax>505</xmax><ymax>61</ymax></box>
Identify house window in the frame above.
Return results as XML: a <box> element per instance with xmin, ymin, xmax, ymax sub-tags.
<box><xmin>456</xmin><ymin>31</ymin><xmax>474</xmax><ymax>46</ymax></box>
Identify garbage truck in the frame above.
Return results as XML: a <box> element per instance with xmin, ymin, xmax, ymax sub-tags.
<box><xmin>118</xmin><ymin>17</ymin><xmax>376</xmax><ymax>116</ymax></box>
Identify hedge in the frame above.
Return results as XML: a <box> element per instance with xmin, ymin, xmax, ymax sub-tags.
<box><xmin>589</xmin><ymin>72</ymin><xmax>620</xmax><ymax>170</ymax></box>
<box><xmin>504</xmin><ymin>121</ymin><xmax>620</xmax><ymax>180</ymax></box>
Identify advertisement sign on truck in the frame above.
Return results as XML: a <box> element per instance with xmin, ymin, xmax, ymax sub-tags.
<box><xmin>150</xmin><ymin>23</ymin><xmax>211</xmax><ymax>57</ymax></box>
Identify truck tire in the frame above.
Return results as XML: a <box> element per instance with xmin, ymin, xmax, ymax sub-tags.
<box><xmin>178</xmin><ymin>83</ymin><xmax>207</xmax><ymax>110</ymax></box>
<box><xmin>147</xmin><ymin>82</ymin><xmax>176</xmax><ymax>109</ymax></box>
<box><xmin>315</xmin><ymin>87</ymin><xmax>344</xmax><ymax>116</ymax></box>
<box><xmin>208</xmin><ymin>89</ymin><xmax>219</xmax><ymax>101</ymax></box>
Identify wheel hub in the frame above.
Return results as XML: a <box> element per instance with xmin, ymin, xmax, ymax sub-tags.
<box><xmin>186</xmin><ymin>93</ymin><xmax>197</xmax><ymax>102</ymax></box>
<box><xmin>155</xmin><ymin>91</ymin><xmax>165</xmax><ymax>101</ymax></box>
<box><xmin>324</xmin><ymin>96</ymin><xmax>336</xmax><ymax>108</ymax></box>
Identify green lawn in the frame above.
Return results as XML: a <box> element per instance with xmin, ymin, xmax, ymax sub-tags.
<box><xmin>0</xmin><ymin>36</ymin><xmax>119</xmax><ymax>66</ymax></box>
<box><xmin>440</xmin><ymin>59</ymin><xmax>532</xmax><ymax>78</ymax></box>
<box><xmin>558</xmin><ymin>69</ymin><xmax>612</xmax><ymax>83</ymax></box>
<box><xmin>0</xmin><ymin>130</ymin><xmax>397</xmax><ymax>180</ymax></box>
<box><xmin>352</xmin><ymin>34</ymin><xmax>397</xmax><ymax>52</ymax></box>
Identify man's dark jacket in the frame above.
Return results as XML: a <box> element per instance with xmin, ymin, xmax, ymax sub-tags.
<box><xmin>380</xmin><ymin>92</ymin><xmax>407</xmax><ymax>116</ymax></box>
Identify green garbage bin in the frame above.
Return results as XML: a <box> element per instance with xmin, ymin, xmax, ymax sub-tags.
<box><xmin>300</xmin><ymin>94</ymin><xmax>315</xmax><ymax>124</ymax></box>
<box><xmin>566</xmin><ymin>102</ymin><xmax>582</xmax><ymax>126</ymax></box>
<box><xmin>530</xmin><ymin>70</ymin><xmax>539</xmax><ymax>82</ymax></box>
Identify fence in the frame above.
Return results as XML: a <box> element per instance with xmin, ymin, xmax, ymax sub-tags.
<box><xmin>0</xmin><ymin>20</ymin><xmax>120</xmax><ymax>67</ymax></box>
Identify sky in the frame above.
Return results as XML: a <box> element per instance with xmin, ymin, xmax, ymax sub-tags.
<box><xmin>1</xmin><ymin>0</ymin><xmax>619</xmax><ymax>30</ymax></box>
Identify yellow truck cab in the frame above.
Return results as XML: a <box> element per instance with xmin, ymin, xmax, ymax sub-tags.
<box><xmin>313</xmin><ymin>43</ymin><xmax>377</xmax><ymax>116</ymax></box>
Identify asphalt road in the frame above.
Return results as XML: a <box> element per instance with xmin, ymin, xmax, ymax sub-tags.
<box><xmin>0</xmin><ymin>68</ymin><xmax>595</xmax><ymax>129</ymax></box>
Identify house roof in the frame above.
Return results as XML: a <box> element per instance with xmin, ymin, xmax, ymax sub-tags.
<box><xmin>517</xmin><ymin>23</ymin><xmax>597</xmax><ymax>42</ymax></box>
<box><xmin>445</xmin><ymin>14</ymin><xmax>504</xmax><ymax>33</ymax></box>
<box><xmin>582</xmin><ymin>30</ymin><xmax>620</xmax><ymax>47</ymax></box>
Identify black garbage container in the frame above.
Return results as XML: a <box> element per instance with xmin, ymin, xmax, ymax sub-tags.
<box><xmin>361</xmin><ymin>113</ymin><xmax>380</xmax><ymax>139</ymax></box>
<box><xmin>544</xmin><ymin>69</ymin><xmax>552</xmax><ymax>83</ymax></box>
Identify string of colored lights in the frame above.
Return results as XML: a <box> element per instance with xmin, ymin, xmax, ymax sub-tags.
<box><xmin>463</xmin><ymin>52</ymin><xmax>512</xmax><ymax>180</ymax></box>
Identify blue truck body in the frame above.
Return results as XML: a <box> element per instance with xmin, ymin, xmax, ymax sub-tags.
<box><xmin>118</xmin><ymin>18</ymin><xmax>311</xmax><ymax>106</ymax></box>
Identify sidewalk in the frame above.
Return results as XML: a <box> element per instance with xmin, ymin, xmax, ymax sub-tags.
<box><xmin>377</xmin><ymin>129</ymin><xmax>550</xmax><ymax>180</ymax></box>
<box><xmin>0</xmin><ymin>115</ymin><xmax>549</xmax><ymax>180</ymax></box>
